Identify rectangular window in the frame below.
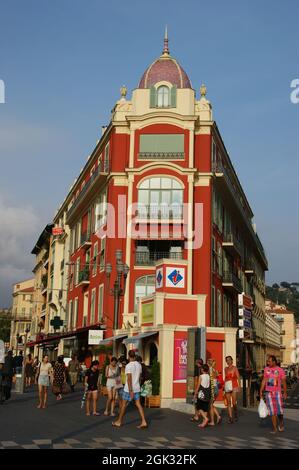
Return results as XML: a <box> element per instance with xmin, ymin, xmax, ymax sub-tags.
<box><xmin>100</xmin><ymin>237</ymin><xmax>106</xmax><ymax>268</ymax></box>
<box><xmin>212</xmin><ymin>236</ymin><xmax>216</xmax><ymax>273</ymax></box>
<box><xmin>76</xmin><ymin>221</ymin><xmax>81</xmax><ymax>249</ymax></box>
<box><xmin>218</xmin><ymin>245</ymin><xmax>222</xmax><ymax>276</ymax></box>
<box><xmin>211</xmin><ymin>286</ymin><xmax>215</xmax><ymax>327</ymax></box>
<box><xmin>217</xmin><ymin>290</ymin><xmax>222</xmax><ymax>327</ymax></box>
<box><xmin>73</xmin><ymin>298</ymin><xmax>78</xmax><ymax>329</ymax></box>
<box><xmin>104</xmin><ymin>143</ymin><xmax>110</xmax><ymax>172</ymax></box>
<box><xmin>90</xmin><ymin>289</ymin><xmax>96</xmax><ymax>324</ymax></box>
<box><xmin>75</xmin><ymin>258</ymin><xmax>80</xmax><ymax>285</ymax></box>
<box><xmin>92</xmin><ymin>243</ymin><xmax>98</xmax><ymax>276</ymax></box>
<box><xmin>69</xmin><ymin>264</ymin><xmax>74</xmax><ymax>290</ymax></box>
<box><xmin>68</xmin><ymin>300</ymin><xmax>73</xmax><ymax>330</ymax></box>
<box><xmin>98</xmin><ymin>285</ymin><xmax>104</xmax><ymax>322</ymax></box>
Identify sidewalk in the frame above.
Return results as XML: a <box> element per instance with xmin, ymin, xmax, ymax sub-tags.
<box><xmin>0</xmin><ymin>385</ymin><xmax>298</xmax><ymax>449</ymax></box>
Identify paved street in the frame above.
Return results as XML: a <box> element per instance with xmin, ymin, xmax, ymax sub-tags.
<box><xmin>0</xmin><ymin>383</ymin><xmax>298</xmax><ymax>449</ymax></box>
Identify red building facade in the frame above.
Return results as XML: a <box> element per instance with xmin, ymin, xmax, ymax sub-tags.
<box><xmin>59</xmin><ymin>36</ymin><xmax>267</xmax><ymax>405</ymax></box>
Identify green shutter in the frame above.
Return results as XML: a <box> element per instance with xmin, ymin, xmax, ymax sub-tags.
<box><xmin>150</xmin><ymin>86</ymin><xmax>156</xmax><ymax>108</ymax></box>
<box><xmin>170</xmin><ymin>85</ymin><xmax>177</xmax><ymax>107</ymax></box>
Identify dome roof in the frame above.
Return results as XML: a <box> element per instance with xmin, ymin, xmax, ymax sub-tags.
<box><xmin>138</xmin><ymin>30</ymin><xmax>192</xmax><ymax>89</ymax></box>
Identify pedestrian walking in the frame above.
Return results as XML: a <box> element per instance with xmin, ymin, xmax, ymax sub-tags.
<box><xmin>224</xmin><ymin>355</ymin><xmax>240</xmax><ymax>423</ymax></box>
<box><xmin>260</xmin><ymin>355</ymin><xmax>287</xmax><ymax>434</ymax></box>
<box><xmin>193</xmin><ymin>364</ymin><xmax>211</xmax><ymax>428</ymax></box>
<box><xmin>136</xmin><ymin>355</ymin><xmax>150</xmax><ymax>406</ymax></box>
<box><xmin>25</xmin><ymin>354</ymin><xmax>34</xmax><ymax>387</ymax></box>
<box><xmin>190</xmin><ymin>358</ymin><xmax>203</xmax><ymax>422</ymax></box>
<box><xmin>36</xmin><ymin>355</ymin><xmax>53</xmax><ymax>409</ymax></box>
<box><xmin>2</xmin><ymin>351</ymin><xmax>14</xmax><ymax>401</ymax></box>
<box><xmin>85</xmin><ymin>360</ymin><xmax>100</xmax><ymax>416</ymax></box>
<box><xmin>112</xmin><ymin>350</ymin><xmax>147</xmax><ymax>429</ymax></box>
<box><xmin>68</xmin><ymin>354</ymin><xmax>80</xmax><ymax>392</ymax></box>
<box><xmin>13</xmin><ymin>350</ymin><xmax>23</xmax><ymax>375</ymax></box>
<box><xmin>52</xmin><ymin>356</ymin><xmax>67</xmax><ymax>401</ymax></box>
<box><xmin>104</xmin><ymin>356</ymin><xmax>120</xmax><ymax>416</ymax></box>
<box><xmin>115</xmin><ymin>357</ymin><xmax>127</xmax><ymax>407</ymax></box>
<box><xmin>207</xmin><ymin>358</ymin><xmax>222</xmax><ymax>425</ymax></box>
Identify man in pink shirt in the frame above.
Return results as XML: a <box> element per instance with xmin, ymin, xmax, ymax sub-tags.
<box><xmin>260</xmin><ymin>355</ymin><xmax>287</xmax><ymax>434</ymax></box>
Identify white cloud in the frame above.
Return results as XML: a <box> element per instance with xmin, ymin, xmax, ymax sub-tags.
<box><xmin>0</xmin><ymin>195</ymin><xmax>41</xmax><ymax>306</ymax></box>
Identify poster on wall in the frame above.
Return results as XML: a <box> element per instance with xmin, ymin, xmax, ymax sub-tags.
<box><xmin>173</xmin><ymin>338</ymin><xmax>187</xmax><ymax>382</ymax></box>
<box><xmin>88</xmin><ymin>330</ymin><xmax>104</xmax><ymax>345</ymax></box>
<box><xmin>166</xmin><ymin>267</ymin><xmax>185</xmax><ymax>288</ymax></box>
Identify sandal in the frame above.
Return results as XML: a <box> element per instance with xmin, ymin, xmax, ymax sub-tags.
<box><xmin>217</xmin><ymin>416</ymin><xmax>222</xmax><ymax>425</ymax></box>
<box><xmin>137</xmin><ymin>424</ymin><xmax>148</xmax><ymax>429</ymax></box>
<box><xmin>93</xmin><ymin>412</ymin><xmax>100</xmax><ymax>416</ymax></box>
<box><xmin>198</xmin><ymin>419</ymin><xmax>209</xmax><ymax>428</ymax></box>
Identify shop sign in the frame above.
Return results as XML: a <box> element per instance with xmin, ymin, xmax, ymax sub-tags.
<box><xmin>173</xmin><ymin>338</ymin><xmax>187</xmax><ymax>382</ymax></box>
<box><xmin>156</xmin><ymin>268</ymin><xmax>163</xmax><ymax>288</ymax></box>
<box><xmin>88</xmin><ymin>330</ymin><xmax>104</xmax><ymax>345</ymax></box>
<box><xmin>52</xmin><ymin>227</ymin><xmax>64</xmax><ymax>236</ymax></box>
<box><xmin>166</xmin><ymin>267</ymin><xmax>185</xmax><ymax>288</ymax></box>
<box><xmin>141</xmin><ymin>302</ymin><xmax>154</xmax><ymax>324</ymax></box>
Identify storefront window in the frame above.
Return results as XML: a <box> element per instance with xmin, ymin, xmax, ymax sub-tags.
<box><xmin>135</xmin><ymin>275</ymin><xmax>155</xmax><ymax>311</ymax></box>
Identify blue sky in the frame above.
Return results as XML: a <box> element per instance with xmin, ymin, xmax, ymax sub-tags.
<box><xmin>0</xmin><ymin>0</ymin><xmax>298</xmax><ymax>306</ymax></box>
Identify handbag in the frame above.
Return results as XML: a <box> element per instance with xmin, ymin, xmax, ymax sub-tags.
<box><xmin>224</xmin><ymin>380</ymin><xmax>233</xmax><ymax>393</ymax></box>
<box><xmin>198</xmin><ymin>384</ymin><xmax>211</xmax><ymax>402</ymax></box>
<box><xmin>62</xmin><ymin>382</ymin><xmax>71</xmax><ymax>395</ymax></box>
<box><xmin>52</xmin><ymin>384</ymin><xmax>61</xmax><ymax>395</ymax></box>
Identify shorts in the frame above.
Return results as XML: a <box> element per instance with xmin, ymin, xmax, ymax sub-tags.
<box><xmin>122</xmin><ymin>391</ymin><xmax>141</xmax><ymax>402</ymax></box>
<box><xmin>117</xmin><ymin>387</ymin><xmax>124</xmax><ymax>398</ymax></box>
<box><xmin>87</xmin><ymin>389</ymin><xmax>98</xmax><ymax>395</ymax></box>
<box><xmin>38</xmin><ymin>375</ymin><xmax>50</xmax><ymax>387</ymax></box>
<box><xmin>266</xmin><ymin>391</ymin><xmax>283</xmax><ymax>416</ymax></box>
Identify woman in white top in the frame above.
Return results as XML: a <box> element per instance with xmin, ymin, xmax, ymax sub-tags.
<box><xmin>36</xmin><ymin>355</ymin><xmax>53</xmax><ymax>409</ymax></box>
<box><xmin>193</xmin><ymin>364</ymin><xmax>211</xmax><ymax>428</ymax></box>
<box><xmin>104</xmin><ymin>356</ymin><xmax>119</xmax><ymax>416</ymax></box>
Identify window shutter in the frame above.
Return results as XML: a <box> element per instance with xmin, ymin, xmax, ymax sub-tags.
<box><xmin>170</xmin><ymin>85</ymin><xmax>177</xmax><ymax>107</ymax></box>
<box><xmin>150</xmin><ymin>86</ymin><xmax>156</xmax><ymax>108</ymax></box>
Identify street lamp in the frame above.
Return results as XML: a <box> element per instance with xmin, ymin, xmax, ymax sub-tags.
<box><xmin>104</xmin><ymin>250</ymin><xmax>129</xmax><ymax>331</ymax></box>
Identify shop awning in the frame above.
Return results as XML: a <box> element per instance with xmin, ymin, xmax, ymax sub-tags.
<box><xmin>123</xmin><ymin>331</ymin><xmax>157</xmax><ymax>344</ymax></box>
<box><xmin>99</xmin><ymin>334</ymin><xmax>128</xmax><ymax>345</ymax></box>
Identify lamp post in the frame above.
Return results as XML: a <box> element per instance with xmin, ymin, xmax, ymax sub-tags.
<box><xmin>104</xmin><ymin>250</ymin><xmax>129</xmax><ymax>331</ymax></box>
<box><xmin>20</xmin><ymin>327</ymin><xmax>30</xmax><ymax>394</ymax></box>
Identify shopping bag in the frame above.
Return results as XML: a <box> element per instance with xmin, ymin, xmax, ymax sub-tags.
<box><xmin>258</xmin><ymin>398</ymin><xmax>268</xmax><ymax>418</ymax></box>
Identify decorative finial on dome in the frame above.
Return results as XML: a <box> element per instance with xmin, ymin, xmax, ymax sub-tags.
<box><xmin>200</xmin><ymin>83</ymin><xmax>207</xmax><ymax>97</ymax></box>
<box><xmin>162</xmin><ymin>25</ymin><xmax>169</xmax><ymax>56</ymax></box>
<box><xmin>120</xmin><ymin>85</ymin><xmax>127</xmax><ymax>98</ymax></box>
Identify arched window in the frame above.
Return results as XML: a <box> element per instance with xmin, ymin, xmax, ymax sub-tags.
<box><xmin>135</xmin><ymin>275</ymin><xmax>155</xmax><ymax>311</ymax></box>
<box><xmin>157</xmin><ymin>86</ymin><xmax>170</xmax><ymax>107</ymax></box>
<box><xmin>138</xmin><ymin>177</ymin><xmax>183</xmax><ymax>218</ymax></box>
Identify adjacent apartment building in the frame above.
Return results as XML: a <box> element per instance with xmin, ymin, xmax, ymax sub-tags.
<box><xmin>10</xmin><ymin>279</ymin><xmax>35</xmax><ymax>352</ymax></box>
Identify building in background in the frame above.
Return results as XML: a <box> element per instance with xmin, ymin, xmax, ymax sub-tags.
<box><xmin>265</xmin><ymin>312</ymin><xmax>281</xmax><ymax>361</ymax></box>
<box><xmin>265</xmin><ymin>299</ymin><xmax>297</xmax><ymax>366</ymax></box>
<box><xmin>29</xmin><ymin>224</ymin><xmax>53</xmax><ymax>357</ymax></box>
<box><xmin>10</xmin><ymin>279</ymin><xmax>35</xmax><ymax>353</ymax></box>
<box><xmin>0</xmin><ymin>308</ymin><xmax>12</xmax><ymax>347</ymax></box>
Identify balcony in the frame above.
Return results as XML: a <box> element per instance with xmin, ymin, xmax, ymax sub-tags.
<box><xmin>222</xmin><ymin>233</ymin><xmax>242</xmax><ymax>257</ymax></box>
<box><xmin>244</xmin><ymin>257</ymin><xmax>255</xmax><ymax>275</ymax></box>
<box><xmin>213</xmin><ymin>161</ymin><xmax>268</xmax><ymax>269</ymax></box>
<box><xmin>138</xmin><ymin>152</ymin><xmax>185</xmax><ymax>160</ymax></box>
<box><xmin>136</xmin><ymin>204</ymin><xmax>184</xmax><ymax>221</ymax></box>
<box><xmin>66</xmin><ymin>166</ymin><xmax>109</xmax><ymax>223</ymax></box>
<box><xmin>80</xmin><ymin>231</ymin><xmax>92</xmax><ymax>249</ymax></box>
<box><xmin>222</xmin><ymin>271</ymin><xmax>243</xmax><ymax>293</ymax></box>
<box><xmin>135</xmin><ymin>250</ymin><xmax>183</xmax><ymax>266</ymax></box>
<box><xmin>78</xmin><ymin>268</ymin><xmax>90</xmax><ymax>286</ymax></box>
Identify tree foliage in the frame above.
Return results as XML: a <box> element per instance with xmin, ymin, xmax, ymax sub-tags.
<box><xmin>266</xmin><ymin>282</ymin><xmax>299</xmax><ymax>323</ymax></box>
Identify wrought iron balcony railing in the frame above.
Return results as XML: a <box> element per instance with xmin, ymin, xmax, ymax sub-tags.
<box><xmin>136</xmin><ymin>204</ymin><xmax>184</xmax><ymax>220</ymax></box>
<box><xmin>135</xmin><ymin>251</ymin><xmax>183</xmax><ymax>266</ymax></box>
